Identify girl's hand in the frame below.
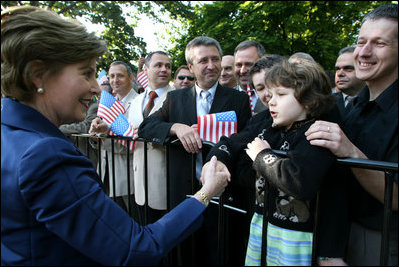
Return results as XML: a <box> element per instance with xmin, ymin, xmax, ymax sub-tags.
<box><xmin>246</xmin><ymin>137</ymin><xmax>271</xmax><ymax>161</ymax></box>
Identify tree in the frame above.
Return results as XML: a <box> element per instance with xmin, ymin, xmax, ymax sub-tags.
<box><xmin>168</xmin><ymin>1</ymin><xmax>394</xmax><ymax>71</ymax></box>
<box><xmin>3</xmin><ymin>1</ymin><xmax>395</xmax><ymax>74</ymax></box>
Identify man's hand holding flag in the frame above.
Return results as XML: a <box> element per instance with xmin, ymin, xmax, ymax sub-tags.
<box><xmin>92</xmin><ymin>89</ymin><xmax>135</xmax><ymax>150</ymax></box>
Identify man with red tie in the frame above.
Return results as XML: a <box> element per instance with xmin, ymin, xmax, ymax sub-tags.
<box><xmin>234</xmin><ymin>40</ymin><xmax>267</xmax><ymax>115</ymax></box>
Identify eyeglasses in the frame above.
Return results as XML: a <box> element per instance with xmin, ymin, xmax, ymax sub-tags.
<box><xmin>177</xmin><ymin>75</ymin><xmax>195</xmax><ymax>81</ymax></box>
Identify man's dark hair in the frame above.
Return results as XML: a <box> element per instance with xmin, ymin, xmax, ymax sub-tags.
<box><xmin>110</xmin><ymin>61</ymin><xmax>133</xmax><ymax>76</ymax></box>
<box><xmin>338</xmin><ymin>46</ymin><xmax>356</xmax><ymax>56</ymax></box>
<box><xmin>362</xmin><ymin>4</ymin><xmax>398</xmax><ymax>24</ymax></box>
<box><xmin>249</xmin><ymin>54</ymin><xmax>284</xmax><ymax>87</ymax></box>
<box><xmin>173</xmin><ymin>65</ymin><xmax>190</xmax><ymax>80</ymax></box>
<box><xmin>249</xmin><ymin>54</ymin><xmax>284</xmax><ymax>76</ymax></box>
<box><xmin>234</xmin><ymin>40</ymin><xmax>265</xmax><ymax>58</ymax></box>
<box><xmin>145</xmin><ymin>51</ymin><xmax>169</xmax><ymax>67</ymax></box>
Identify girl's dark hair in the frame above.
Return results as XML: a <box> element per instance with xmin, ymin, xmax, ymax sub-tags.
<box><xmin>265</xmin><ymin>59</ymin><xmax>334</xmax><ymax>118</ymax></box>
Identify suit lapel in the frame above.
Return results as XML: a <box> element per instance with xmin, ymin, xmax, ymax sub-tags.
<box><xmin>130</xmin><ymin>93</ymin><xmax>146</xmax><ymax>128</ymax></box>
<box><xmin>151</xmin><ymin>85</ymin><xmax>172</xmax><ymax>114</ymax></box>
<box><xmin>186</xmin><ymin>86</ymin><xmax>198</xmax><ymax>123</ymax></box>
<box><xmin>334</xmin><ymin>92</ymin><xmax>346</xmax><ymax>116</ymax></box>
<box><xmin>210</xmin><ymin>84</ymin><xmax>229</xmax><ymax>114</ymax></box>
<box><xmin>122</xmin><ymin>89</ymin><xmax>137</xmax><ymax>113</ymax></box>
<box><xmin>254</xmin><ymin>98</ymin><xmax>267</xmax><ymax>113</ymax></box>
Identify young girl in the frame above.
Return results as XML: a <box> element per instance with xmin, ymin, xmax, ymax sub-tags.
<box><xmin>244</xmin><ymin>59</ymin><xmax>348</xmax><ymax>266</ymax></box>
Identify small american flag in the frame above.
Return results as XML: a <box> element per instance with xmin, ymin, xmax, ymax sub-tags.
<box><xmin>137</xmin><ymin>71</ymin><xmax>149</xmax><ymax>89</ymax></box>
<box><xmin>97</xmin><ymin>90</ymin><xmax>125</xmax><ymax>125</ymax></box>
<box><xmin>97</xmin><ymin>70</ymin><xmax>108</xmax><ymax>87</ymax></box>
<box><xmin>108</xmin><ymin>114</ymin><xmax>135</xmax><ymax>151</ymax></box>
<box><xmin>197</xmin><ymin>111</ymin><xmax>237</xmax><ymax>144</ymax></box>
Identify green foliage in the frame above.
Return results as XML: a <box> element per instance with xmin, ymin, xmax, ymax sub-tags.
<box><xmin>168</xmin><ymin>1</ymin><xmax>394</xmax><ymax>71</ymax></box>
<box><xmin>2</xmin><ymin>1</ymin><xmax>396</xmax><ymax>75</ymax></box>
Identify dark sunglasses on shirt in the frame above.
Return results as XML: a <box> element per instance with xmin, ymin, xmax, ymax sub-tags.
<box><xmin>177</xmin><ymin>75</ymin><xmax>195</xmax><ymax>81</ymax></box>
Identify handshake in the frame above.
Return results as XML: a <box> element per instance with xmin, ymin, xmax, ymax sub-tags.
<box><xmin>194</xmin><ymin>157</ymin><xmax>231</xmax><ymax>206</ymax></box>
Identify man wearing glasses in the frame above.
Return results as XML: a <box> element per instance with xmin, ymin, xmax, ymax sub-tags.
<box><xmin>173</xmin><ymin>65</ymin><xmax>196</xmax><ymax>89</ymax></box>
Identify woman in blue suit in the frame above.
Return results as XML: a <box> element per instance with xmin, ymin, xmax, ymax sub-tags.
<box><xmin>1</xmin><ymin>6</ymin><xmax>230</xmax><ymax>266</ymax></box>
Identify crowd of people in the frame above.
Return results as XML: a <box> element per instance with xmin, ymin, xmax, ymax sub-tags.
<box><xmin>1</xmin><ymin>3</ymin><xmax>397</xmax><ymax>266</ymax></box>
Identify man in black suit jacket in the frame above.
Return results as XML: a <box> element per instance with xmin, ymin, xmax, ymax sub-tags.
<box><xmin>334</xmin><ymin>46</ymin><xmax>365</xmax><ymax>117</ymax></box>
<box><xmin>234</xmin><ymin>40</ymin><xmax>268</xmax><ymax>115</ymax></box>
<box><xmin>139</xmin><ymin>36</ymin><xmax>251</xmax><ymax>208</ymax></box>
<box><xmin>139</xmin><ymin>36</ymin><xmax>251</xmax><ymax>265</ymax></box>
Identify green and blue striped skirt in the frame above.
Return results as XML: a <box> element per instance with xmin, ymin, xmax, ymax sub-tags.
<box><xmin>245</xmin><ymin>212</ymin><xmax>313</xmax><ymax>266</ymax></box>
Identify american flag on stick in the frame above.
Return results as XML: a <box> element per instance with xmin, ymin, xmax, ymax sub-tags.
<box><xmin>97</xmin><ymin>90</ymin><xmax>135</xmax><ymax>150</ymax></box>
<box><xmin>97</xmin><ymin>90</ymin><xmax>125</xmax><ymax>125</ymax></box>
<box><xmin>137</xmin><ymin>71</ymin><xmax>149</xmax><ymax>89</ymax></box>
<box><xmin>197</xmin><ymin>111</ymin><xmax>237</xmax><ymax>144</ymax></box>
<box><xmin>108</xmin><ymin>114</ymin><xmax>135</xmax><ymax>151</ymax></box>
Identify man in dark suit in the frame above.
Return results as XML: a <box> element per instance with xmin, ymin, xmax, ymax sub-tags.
<box><xmin>138</xmin><ymin>36</ymin><xmax>251</xmax><ymax>265</ymax></box>
<box><xmin>234</xmin><ymin>40</ymin><xmax>268</xmax><ymax>115</ymax></box>
<box><xmin>334</xmin><ymin>46</ymin><xmax>365</xmax><ymax>117</ymax></box>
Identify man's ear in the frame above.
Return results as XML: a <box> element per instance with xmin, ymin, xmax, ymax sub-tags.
<box><xmin>27</xmin><ymin>60</ymin><xmax>46</xmax><ymax>89</ymax></box>
<box><xmin>187</xmin><ymin>63</ymin><xmax>194</xmax><ymax>73</ymax></box>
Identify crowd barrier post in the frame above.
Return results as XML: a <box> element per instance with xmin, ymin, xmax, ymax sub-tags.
<box><xmin>381</xmin><ymin>170</ymin><xmax>394</xmax><ymax>266</ymax></box>
<box><xmin>97</xmin><ymin>137</ymin><xmax>102</xmax><ymax>180</ymax></box>
<box><xmin>143</xmin><ymin>140</ymin><xmax>149</xmax><ymax>225</ymax></box>
<box><xmin>126</xmin><ymin>140</ymin><xmax>132</xmax><ymax>217</ymax></box>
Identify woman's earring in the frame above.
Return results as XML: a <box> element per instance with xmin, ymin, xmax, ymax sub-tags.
<box><xmin>37</xmin><ymin>88</ymin><xmax>44</xmax><ymax>94</ymax></box>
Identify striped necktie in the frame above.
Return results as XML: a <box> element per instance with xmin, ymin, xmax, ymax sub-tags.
<box><xmin>143</xmin><ymin>91</ymin><xmax>158</xmax><ymax>118</ymax></box>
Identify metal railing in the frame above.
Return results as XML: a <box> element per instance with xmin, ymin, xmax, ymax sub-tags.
<box><xmin>68</xmin><ymin>133</ymin><xmax>397</xmax><ymax>266</ymax></box>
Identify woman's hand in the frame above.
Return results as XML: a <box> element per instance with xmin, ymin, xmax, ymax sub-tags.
<box><xmin>199</xmin><ymin>156</ymin><xmax>231</xmax><ymax>200</ymax></box>
<box><xmin>200</xmin><ymin>159</ymin><xmax>229</xmax><ymax>186</ymax></box>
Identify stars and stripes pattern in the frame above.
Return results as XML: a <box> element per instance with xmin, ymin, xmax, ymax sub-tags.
<box><xmin>97</xmin><ymin>90</ymin><xmax>125</xmax><ymax>125</ymax></box>
<box><xmin>197</xmin><ymin>111</ymin><xmax>237</xmax><ymax>144</ymax></box>
<box><xmin>108</xmin><ymin>114</ymin><xmax>135</xmax><ymax>151</ymax></box>
<box><xmin>97</xmin><ymin>89</ymin><xmax>135</xmax><ymax>151</ymax></box>
<box><xmin>137</xmin><ymin>71</ymin><xmax>149</xmax><ymax>89</ymax></box>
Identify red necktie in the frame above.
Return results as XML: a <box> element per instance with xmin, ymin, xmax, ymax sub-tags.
<box><xmin>246</xmin><ymin>84</ymin><xmax>255</xmax><ymax>115</ymax></box>
<box><xmin>143</xmin><ymin>91</ymin><xmax>158</xmax><ymax>118</ymax></box>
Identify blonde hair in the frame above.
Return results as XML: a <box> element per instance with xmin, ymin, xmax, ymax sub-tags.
<box><xmin>1</xmin><ymin>6</ymin><xmax>107</xmax><ymax>101</ymax></box>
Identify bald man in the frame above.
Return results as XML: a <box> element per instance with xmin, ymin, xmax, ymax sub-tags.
<box><xmin>219</xmin><ymin>55</ymin><xmax>238</xmax><ymax>89</ymax></box>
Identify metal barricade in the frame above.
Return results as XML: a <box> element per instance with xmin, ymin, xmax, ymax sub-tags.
<box><xmin>68</xmin><ymin>133</ymin><xmax>397</xmax><ymax>266</ymax></box>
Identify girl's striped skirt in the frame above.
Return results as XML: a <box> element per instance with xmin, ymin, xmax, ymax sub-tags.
<box><xmin>245</xmin><ymin>212</ymin><xmax>313</xmax><ymax>266</ymax></box>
